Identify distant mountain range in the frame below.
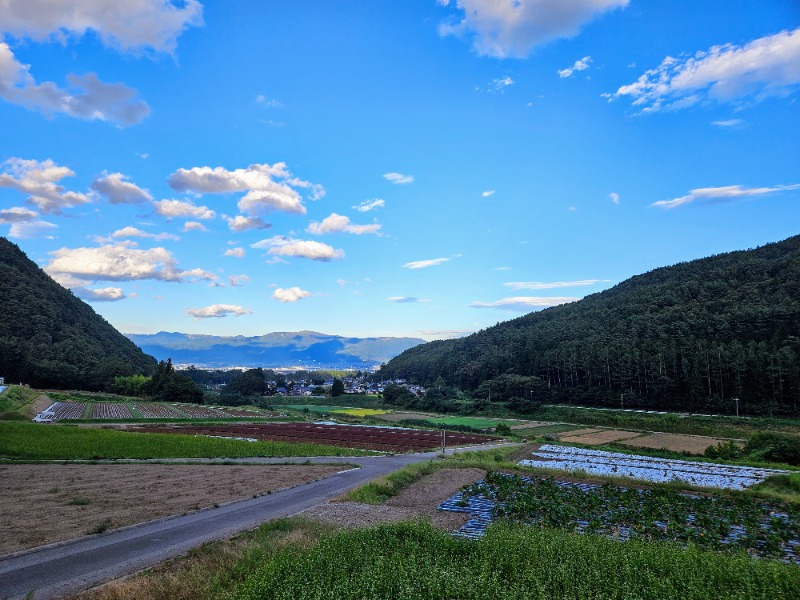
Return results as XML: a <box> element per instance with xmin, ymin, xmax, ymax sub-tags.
<box><xmin>124</xmin><ymin>331</ymin><xmax>426</xmax><ymax>369</ymax></box>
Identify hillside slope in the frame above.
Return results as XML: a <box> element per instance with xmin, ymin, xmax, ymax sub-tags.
<box><xmin>0</xmin><ymin>238</ymin><xmax>156</xmax><ymax>390</ymax></box>
<box><xmin>380</xmin><ymin>235</ymin><xmax>800</xmax><ymax>416</ymax></box>
<box><xmin>125</xmin><ymin>331</ymin><xmax>426</xmax><ymax>369</ymax></box>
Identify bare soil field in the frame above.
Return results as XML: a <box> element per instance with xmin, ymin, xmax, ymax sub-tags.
<box><xmin>302</xmin><ymin>467</ymin><xmax>486</xmax><ymax>530</ymax></box>
<box><xmin>560</xmin><ymin>430</ymin><xmax>643</xmax><ymax>445</ymax></box>
<box><xmin>621</xmin><ymin>432</ymin><xmax>738</xmax><ymax>454</ymax></box>
<box><xmin>509</xmin><ymin>421</ymin><xmax>558</xmax><ymax>430</ymax></box>
<box><xmin>0</xmin><ymin>463</ymin><xmax>342</xmax><ymax>556</ymax></box>
<box><xmin>24</xmin><ymin>394</ymin><xmax>53</xmax><ymax>418</ymax></box>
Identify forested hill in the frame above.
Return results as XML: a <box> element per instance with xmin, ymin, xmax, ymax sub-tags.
<box><xmin>0</xmin><ymin>238</ymin><xmax>156</xmax><ymax>390</ymax></box>
<box><xmin>380</xmin><ymin>235</ymin><xmax>800</xmax><ymax>417</ymax></box>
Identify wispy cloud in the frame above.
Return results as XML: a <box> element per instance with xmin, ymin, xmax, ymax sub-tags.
<box><xmin>558</xmin><ymin>56</ymin><xmax>591</xmax><ymax>78</ymax></box>
<box><xmin>609</xmin><ymin>192</ymin><xmax>620</xmax><ymax>204</ymax></box>
<box><xmin>353</xmin><ymin>198</ymin><xmax>385</xmax><ymax>212</ymax></box>
<box><xmin>504</xmin><ymin>280</ymin><xmax>605</xmax><ymax>290</ymax></box>
<box><xmin>110</xmin><ymin>226</ymin><xmax>178</xmax><ymax>241</ymax></box>
<box><xmin>402</xmin><ymin>257</ymin><xmax>449</xmax><ymax>269</ymax></box>
<box><xmin>652</xmin><ymin>184</ymin><xmax>800</xmax><ymax>209</ymax></box>
<box><xmin>470</xmin><ymin>296</ymin><xmax>579</xmax><ymax>311</ymax></box>
<box><xmin>224</xmin><ymin>247</ymin><xmax>245</xmax><ymax>258</ymax></box>
<box><xmin>388</xmin><ymin>296</ymin><xmax>430</xmax><ymax>303</ymax></box>
<box><xmin>186</xmin><ymin>304</ymin><xmax>252</xmax><ymax>320</ymax></box>
<box><xmin>711</xmin><ymin>118</ymin><xmax>745</xmax><ymax>127</ymax></box>
<box><xmin>255</xmin><ymin>95</ymin><xmax>283</xmax><ymax>108</ymax></box>
<box><xmin>482</xmin><ymin>190</ymin><xmax>495</xmax><ymax>198</ymax></box>
<box><xmin>74</xmin><ymin>287</ymin><xmax>126</xmax><ymax>303</ymax></box>
<box><xmin>154</xmin><ymin>198</ymin><xmax>216</xmax><ymax>220</ymax></box>
<box><xmin>226</xmin><ymin>215</ymin><xmax>271</xmax><ymax>232</ymax></box>
<box><xmin>613</xmin><ymin>28</ymin><xmax>800</xmax><ymax>113</ymax></box>
<box><xmin>437</xmin><ymin>0</ymin><xmax>628</xmax><ymax>59</ymax></box>
<box><xmin>307</xmin><ymin>213</ymin><xmax>381</xmax><ymax>235</ymax></box>
<box><xmin>182</xmin><ymin>221</ymin><xmax>208</xmax><ymax>232</ymax></box>
<box><xmin>383</xmin><ymin>172</ymin><xmax>414</xmax><ymax>185</ymax></box>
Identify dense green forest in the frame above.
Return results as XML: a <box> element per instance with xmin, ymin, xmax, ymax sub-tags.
<box><xmin>380</xmin><ymin>235</ymin><xmax>800</xmax><ymax>416</ymax></box>
<box><xmin>0</xmin><ymin>237</ymin><xmax>157</xmax><ymax>390</ymax></box>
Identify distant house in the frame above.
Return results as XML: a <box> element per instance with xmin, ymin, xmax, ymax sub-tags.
<box><xmin>0</xmin><ymin>377</ymin><xmax>4</xmax><ymax>385</ymax></box>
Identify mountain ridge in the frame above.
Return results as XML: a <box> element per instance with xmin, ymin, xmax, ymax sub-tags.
<box><xmin>125</xmin><ymin>331</ymin><xmax>426</xmax><ymax>369</ymax></box>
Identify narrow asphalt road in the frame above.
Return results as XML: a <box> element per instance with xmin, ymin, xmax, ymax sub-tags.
<box><xmin>0</xmin><ymin>444</ymin><xmax>516</xmax><ymax>600</ymax></box>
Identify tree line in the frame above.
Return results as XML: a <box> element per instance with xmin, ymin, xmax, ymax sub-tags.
<box><xmin>380</xmin><ymin>235</ymin><xmax>800</xmax><ymax>416</ymax></box>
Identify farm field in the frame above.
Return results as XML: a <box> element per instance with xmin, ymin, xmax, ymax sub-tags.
<box><xmin>442</xmin><ymin>471</ymin><xmax>800</xmax><ymax>562</ymax></box>
<box><xmin>32</xmin><ymin>400</ymin><xmax>280</xmax><ymax>421</ymax></box>
<box><xmin>130</xmin><ymin>423</ymin><xmax>500</xmax><ymax>453</ymax></box>
<box><xmin>0</xmin><ymin>422</ymin><xmax>373</xmax><ymax>460</ymax></box>
<box><xmin>519</xmin><ymin>445</ymin><xmax>789</xmax><ymax>489</ymax></box>
<box><xmin>427</xmin><ymin>416</ymin><xmax>527</xmax><ymax>429</ymax></box>
<box><xmin>0</xmin><ymin>463</ymin><xmax>344</xmax><ymax>555</ymax></box>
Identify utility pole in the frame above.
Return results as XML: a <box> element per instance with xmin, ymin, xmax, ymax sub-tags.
<box><xmin>620</xmin><ymin>393</ymin><xmax>624</xmax><ymax>410</ymax></box>
<box><xmin>734</xmin><ymin>397</ymin><xmax>739</xmax><ymax>417</ymax></box>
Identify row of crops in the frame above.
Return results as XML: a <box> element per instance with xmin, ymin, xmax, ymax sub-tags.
<box><xmin>33</xmin><ymin>402</ymin><xmax>272</xmax><ymax>421</ymax></box>
<box><xmin>130</xmin><ymin>422</ymin><xmax>499</xmax><ymax>452</ymax></box>
<box><xmin>438</xmin><ymin>471</ymin><xmax>800</xmax><ymax>562</ymax></box>
<box><xmin>519</xmin><ymin>445</ymin><xmax>789</xmax><ymax>489</ymax></box>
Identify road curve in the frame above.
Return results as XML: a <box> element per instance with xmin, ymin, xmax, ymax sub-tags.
<box><xmin>0</xmin><ymin>444</ymin><xmax>515</xmax><ymax>600</ymax></box>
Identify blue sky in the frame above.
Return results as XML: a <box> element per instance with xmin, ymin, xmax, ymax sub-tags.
<box><xmin>1</xmin><ymin>1</ymin><xmax>798</xmax><ymax>341</ymax></box>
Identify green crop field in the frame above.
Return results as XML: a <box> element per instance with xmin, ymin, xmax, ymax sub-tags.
<box><xmin>233</xmin><ymin>521</ymin><xmax>800</xmax><ymax>599</ymax></box>
<box><xmin>0</xmin><ymin>422</ymin><xmax>373</xmax><ymax>460</ymax></box>
<box><xmin>279</xmin><ymin>404</ymin><xmax>355</xmax><ymax>414</ymax></box>
<box><xmin>427</xmin><ymin>416</ymin><xmax>522</xmax><ymax>429</ymax></box>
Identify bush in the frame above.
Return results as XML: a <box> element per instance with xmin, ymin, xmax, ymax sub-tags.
<box><xmin>745</xmin><ymin>432</ymin><xmax>800</xmax><ymax>465</ymax></box>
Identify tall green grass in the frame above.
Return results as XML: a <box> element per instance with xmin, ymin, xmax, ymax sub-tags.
<box><xmin>0</xmin><ymin>385</ymin><xmax>38</xmax><ymax>415</ymax></box>
<box><xmin>233</xmin><ymin>521</ymin><xmax>800</xmax><ymax>599</ymax></box>
<box><xmin>0</xmin><ymin>422</ymin><xmax>373</xmax><ymax>460</ymax></box>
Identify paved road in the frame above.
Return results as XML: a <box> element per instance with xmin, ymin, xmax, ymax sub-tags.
<box><xmin>0</xmin><ymin>444</ymin><xmax>515</xmax><ymax>600</ymax></box>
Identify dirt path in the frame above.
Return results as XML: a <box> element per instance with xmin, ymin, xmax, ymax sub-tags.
<box><xmin>0</xmin><ymin>463</ymin><xmax>342</xmax><ymax>555</ymax></box>
<box><xmin>301</xmin><ymin>467</ymin><xmax>486</xmax><ymax>530</ymax></box>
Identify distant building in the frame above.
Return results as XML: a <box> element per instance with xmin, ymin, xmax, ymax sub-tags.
<box><xmin>0</xmin><ymin>377</ymin><xmax>5</xmax><ymax>385</ymax></box>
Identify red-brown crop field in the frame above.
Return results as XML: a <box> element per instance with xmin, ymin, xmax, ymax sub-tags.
<box><xmin>131</xmin><ymin>423</ymin><xmax>500</xmax><ymax>453</ymax></box>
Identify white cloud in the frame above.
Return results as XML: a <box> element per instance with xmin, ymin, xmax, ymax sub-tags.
<box><xmin>558</xmin><ymin>55</ymin><xmax>592</xmax><ymax>78</ymax></box>
<box><xmin>0</xmin><ymin>157</ymin><xmax>91</xmax><ymax>213</ymax></box>
<box><xmin>652</xmin><ymin>184</ymin><xmax>800</xmax><ymax>209</ymax></box>
<box><xmin>416</xmin><ymin>329</ymin><xmax>473</xmax><ymax>340</ymax></box>
<box><xmin>383</xmin><ymin>172</ymin><xmax>414</xmax><ymax>185</ymax></box>
<box><xmin>489</xmin><ymin>75</ymin><xmax>514</xmax><ymax>92</ymax></box>
<box><xmin>273</xmin><ymin>287</ymin><xmax>312</xmax><ymax>303</ymax></box>
<box><xmin>186</xmin><ymin>304</ymin><xmax>252</xmax><ymax>320</ymax></box>
<box><xmin>225</xmin><ymin>215</ymin><xmax>271</xmax><ymax>232</ymax></box>
<box><xmin>402</xmin><ymin>257</ymin><xmax>449</xmax><ymax>269</ymax></box>
<box><xmin>494</xmin><ymin>266</ymin><xmax>511</xmax><ymax>271</ymax></box>
<box><xmin>182</xmin><ymin>221</ymin><xmax>208</xmax><ymax>232</ymax></box>
<box><xmin>110</xmin><ymin>226</ymin><xmax>178</xmax><ymax>241</ymax></box>
<box><xmin>0</xmin><ymin>206</ymin><xmax>38</xmax><ymax>223</ymax></box>
<box><xmin>438</xmin><ymin>0</ymin><xmax>628</xmax><ymax>59</ymax></box>
<box><xmin>504</xmin><ymin>280</ymin><xmax>604</xmax><ymax>290</ymax></box>
<box><xmin>307</xmin><ymin>213</ymin><xmax>381</xmax><ymax>235</ymax></box>
<box><xmin>614</xmin><ymin>28</ymin><xmax>800</xmax><ymax>112</ymax></box>
<box><xmin>8</xmin><ymin>219</ymin><xmax>57</xmax><ymax>239</ymax></box>
<box><xmin>44</xmin><ymin>241</ymin><xmax>216</xmax><ymax>285</ymax></box>
<box><xmin>0</xmin><ymin>44</ymin><xmax>150</xmax><ymax>125</ymax></box>
<box><xmin>90</xmin><ymin>172</ymin><xmax>152</xmax><ymax>204</ymax></box>
<box><xmin>255</xmin><ymin>95</ymin><xmax>283</xmax><ymax>108</ymax></box>
<box><xmin>74</xmin><ymin>286</ymin><xmax>126</xmax><ymax>302</ymax></box>
<box><xmin>388</xmin><ymin>296</ymin><xmax>430</xmax><ymax>303</ymax></box>
<box><xmin>482</xmin><ymin>190</ymin><xmax>495</xmax><ymax>197</ymax></box>
<box><xmin>470</xmin><ymin>296</ymin><xmax>579</xmax><ymax>311</ymax></box>
<box><xmin>0</xmin><ymin>0</ymin><xmax>203</xmax><ymax>54</ymax></box>
<box><xmin>711</xmin><ymin>118</ymin><xmax>745</xmax><ymax>127</ymax></box>
<box><xmin>168</xmin><ymin>162</ymin><xmax>324</xmax><ymax>215</ymax></box>
<box><xmin>224</xmin><ymin>247</ymin><xmax>245</xmax><ymax>258</ymax></box>
<box><xmin>336</xmin><ymin>278</ymin><xmax>347</xmax><ymax>288</ymax></box>
<box><xmin>353</xmin><ymin>198</ymin><xmax>385</xmax><ymax>212</ymax></box>
<box><xmin>609</xmin><ymin>192</ymin><xmax>620</xmax><ymax>204</ymax></box>
<box><xmin>153</xmin><ymin>198</ymin><xmax>216</xmax><ymax>220</ymax></box>
<box><xmin>251</xmin><ymin>236</ymin><xmax>344</xmax><ymax>261</ymax></box>
<box><xmin>229</xmin><ymin>274</ymin><xmax>250</xmax><ymax>287</ymax></box>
